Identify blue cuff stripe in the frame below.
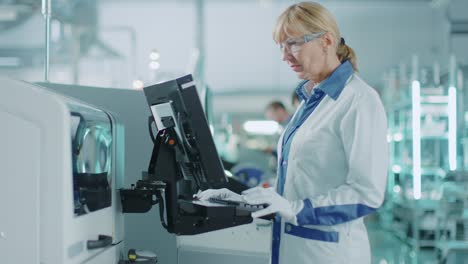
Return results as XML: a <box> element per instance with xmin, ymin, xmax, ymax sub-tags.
<box><xmin>285</xmin><ymin>223</ymin><xmax>339</xmax><ymax>243</ymax></box>
<box><xmin>297</xmin><ymin>199</ymin><xmax>377</xmax><ymax>226</ymax></box>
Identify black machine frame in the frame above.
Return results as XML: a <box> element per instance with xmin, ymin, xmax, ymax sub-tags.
<box><xmin>120</xmin><ymin>75</ymin><xmax>252</xmax><ymax>235</ymax></box>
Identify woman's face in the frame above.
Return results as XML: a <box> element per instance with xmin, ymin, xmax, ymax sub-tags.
<box><xmin>281</xmin><ymin>33</ymin><xmax>330</xmax><ymax>82</ymax></box>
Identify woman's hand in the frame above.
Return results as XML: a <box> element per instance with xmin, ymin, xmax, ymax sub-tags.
<box><xmin>194</xmin><ymin>188</ymin><xmax>244</xmax><ymax>202</ymax></box>
<box><xmin>242</xmin><ymin>187</ymin><xmax>295</xmax><ymax>220</ymax></box>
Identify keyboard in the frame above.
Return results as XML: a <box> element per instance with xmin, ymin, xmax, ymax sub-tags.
<box><xmin>208</xmin><ymin>197</ymin><xmax>268</xmax><ymax>212</ymax></box>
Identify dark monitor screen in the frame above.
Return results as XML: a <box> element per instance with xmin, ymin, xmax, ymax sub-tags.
<box><xmin>143</xmin><ymin>75</ymin><xmax>227</xmax><ymax>190</ymax></box>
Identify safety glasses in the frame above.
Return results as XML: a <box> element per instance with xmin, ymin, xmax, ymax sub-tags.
<box><xmin>279</xmin><ymin>32</ymin><xmax>326</xmax><ymax>54</ymax></box>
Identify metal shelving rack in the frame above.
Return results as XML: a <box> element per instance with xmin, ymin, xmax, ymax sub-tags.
<box><xmin>385</xmin><ymin>55</ymin><xmax>459</xmax><ymax>257</ymax></box>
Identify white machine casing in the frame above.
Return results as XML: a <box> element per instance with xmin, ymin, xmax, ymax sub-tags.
<box><xmin>0</xmin><ymin>78</ymin><xmax>124</xmax><ymax>264</ymax></box>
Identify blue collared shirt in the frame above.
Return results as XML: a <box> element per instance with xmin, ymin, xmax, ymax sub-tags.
<box><xmin>276</xmin><ymin>60</ymin><xmax>353</xmax><ymax>195</ymax></box>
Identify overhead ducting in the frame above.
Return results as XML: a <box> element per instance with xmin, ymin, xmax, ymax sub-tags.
<box><xmin>0</xmin><ymin>0</ymin><xmax>39</xmax><ymax>32</ymax></box>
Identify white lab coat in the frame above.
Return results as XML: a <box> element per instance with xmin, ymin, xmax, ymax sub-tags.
<box><xmin>274</xmin><ymin>74</ymin><xmax>388</xmax><ymax>264</ymax></box>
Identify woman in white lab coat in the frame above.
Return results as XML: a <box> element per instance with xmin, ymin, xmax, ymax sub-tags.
<box><xmin>197</xmin><ymin>2</ymin><xmax>388</xmax><ymax>263</ymax></box>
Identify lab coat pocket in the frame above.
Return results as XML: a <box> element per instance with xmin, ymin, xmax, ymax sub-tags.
<box><xmin>284</xmin><ymin>223</ymin><xmax>339</xmax><ymax>243</ymax></box>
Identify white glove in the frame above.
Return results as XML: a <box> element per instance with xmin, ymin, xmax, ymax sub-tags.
<box><xmin>194</xmin><ymin>188</ymin><xmax>244</xmax><ymax>202</ymax></box>
<box><xmin>242</xmin><ymin>187</ymin><xmax>302</xmax><ymax>223</ymax></box>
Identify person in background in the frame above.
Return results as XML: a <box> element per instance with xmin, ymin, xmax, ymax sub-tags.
<box><xmin>265</xmin><ymin>101</ymin><xmax>291</xmax><ymax>128</ymax></box>
<box><xmin>263</xmin><ymin>101</ymin><xmax>291</xmax><ymax>157</ymax></box>
<box><xmin>197</xmin><ymin>2</ymin><xmax>388</xmax><ymax>264</ymax></box>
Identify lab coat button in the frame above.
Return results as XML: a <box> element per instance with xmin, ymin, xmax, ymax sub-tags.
<box><xmin>282</xmin><ymin>160</ymin><xmax>287</xmax><ymax>166</ymax></box>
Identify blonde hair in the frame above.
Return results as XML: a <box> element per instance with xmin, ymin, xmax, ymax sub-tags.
<box><xmin>273</xmin><ymin>2</ymin><xmax>357</xmax><ymax>71</ymax></box>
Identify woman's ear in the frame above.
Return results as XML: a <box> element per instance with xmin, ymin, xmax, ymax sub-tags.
<box><xmin>321</xmin><ymin>32</ymin><xmax>335</xmax><ymax>49</ymax></box>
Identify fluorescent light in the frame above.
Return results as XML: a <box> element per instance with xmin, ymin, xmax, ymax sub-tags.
<box><xmin>392</xmin><ymin>165</ymin><xmax>402</xmax><ymax>173</ymax></box>
<box><xmin>149</xmin><ymin>50</ymin><xmax>160</xmax><ymax>60</ymax></box>
<box><xmin>0</xmin><ymin>8</ymin><xmax>17</xmax><ymax>21</ymax></box>
<box><xmin>243</xmin><ymin>120</ymin><xmax>279</xmax><ymax>135</ymax></box>
<box><xmin>0</xmin><ymin>57</ymin><xmax>20</xmax><ymax>67</ymax></box>
<box><xmin>412</xmin><ymin>81</ymin><xmax>421</xmax><ymax>200</ymax></box>
<box><xmin>448</xmin><ymin>86</ymin><xmax>457</xmax><ymax>170</ymax></box>
<box><xmin>132</xmin><ymin>79</ymin><xmax>144</xmax><ymax>90</ymax></box>
<box><xmin>149</xmin><ymin>61</ymin><xmax>160</xmax><ymax>70</ymax></box>
<box><xmin>51</xmin><ymin>20</ymin><xmax>61</xmax><ymax>42</ymax></box>
<box><xmin>386</xmin><ymin>133</ymin><xmax>392</xmax><ymax>143</ymax></box>
<box><xmin>393</xmin><ymin>132</ymin><xmax>403</xmax><ymax>142</ymax></box>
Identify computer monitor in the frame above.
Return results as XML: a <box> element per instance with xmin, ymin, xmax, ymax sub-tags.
<box><xmin>120</xmin><ymin>74</ymin><xmax>253</xmax><ymax>235</ymax></box>
<box><xmin>120</xmin><ymin>75</ymin><xmax>260</xmax><ymax>234</ymax></box>
<box><xmin>143</xmin><ymin>74</ymin><xmax>227</xmax><ymax>190</ymax></box>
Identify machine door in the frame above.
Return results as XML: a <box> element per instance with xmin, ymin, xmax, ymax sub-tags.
<box><xmin>69</xmin><ymin>103</ymin><xmax>113</xmax><ymax>216</ymax></box>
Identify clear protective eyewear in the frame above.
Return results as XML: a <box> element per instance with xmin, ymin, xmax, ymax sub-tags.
<box><xmin>279</xmin><ymin>32</ymin><xmax>326</xmax><ymax>54</ymax></box>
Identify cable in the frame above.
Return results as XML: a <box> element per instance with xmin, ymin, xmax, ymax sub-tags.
<box><xmin>155</xmin><ymin>190</ymin><xmax>168</xmax><ymax>229</ymax></box>
<box><xmin>112</xmin><ymin>240</ymin><xmax>123</xmax><ymax>246</ymax></box>
<box><xmin>148</xmin><ymin>116</ymin><xmax>157</xmax><ymax>144</ymax></box>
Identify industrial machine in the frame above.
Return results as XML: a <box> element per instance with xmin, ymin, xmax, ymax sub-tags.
<box><xmin>0</xmin><ymin>76</ymin><xmax>271</xmax><ymax>264</ymax></box>
<box><xmin>0</xmin><ymin>78</ymin><xmax>124</xmax><ymax>263</ymax></box>
<box><xmin>120</xmin><ymin>74</ymin><xmax>268</xmax><ymax>235</ymax></box>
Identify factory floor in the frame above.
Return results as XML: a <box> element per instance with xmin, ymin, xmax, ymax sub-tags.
<box><xmin>367</xmin><ymin>216</ymin><xmax>468</xmax><ymax>264</ymax></box>
<box><xmin>368</xmin><ymin>220</ymin><xmax>435</xmax><ymax>264</ymax></box>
